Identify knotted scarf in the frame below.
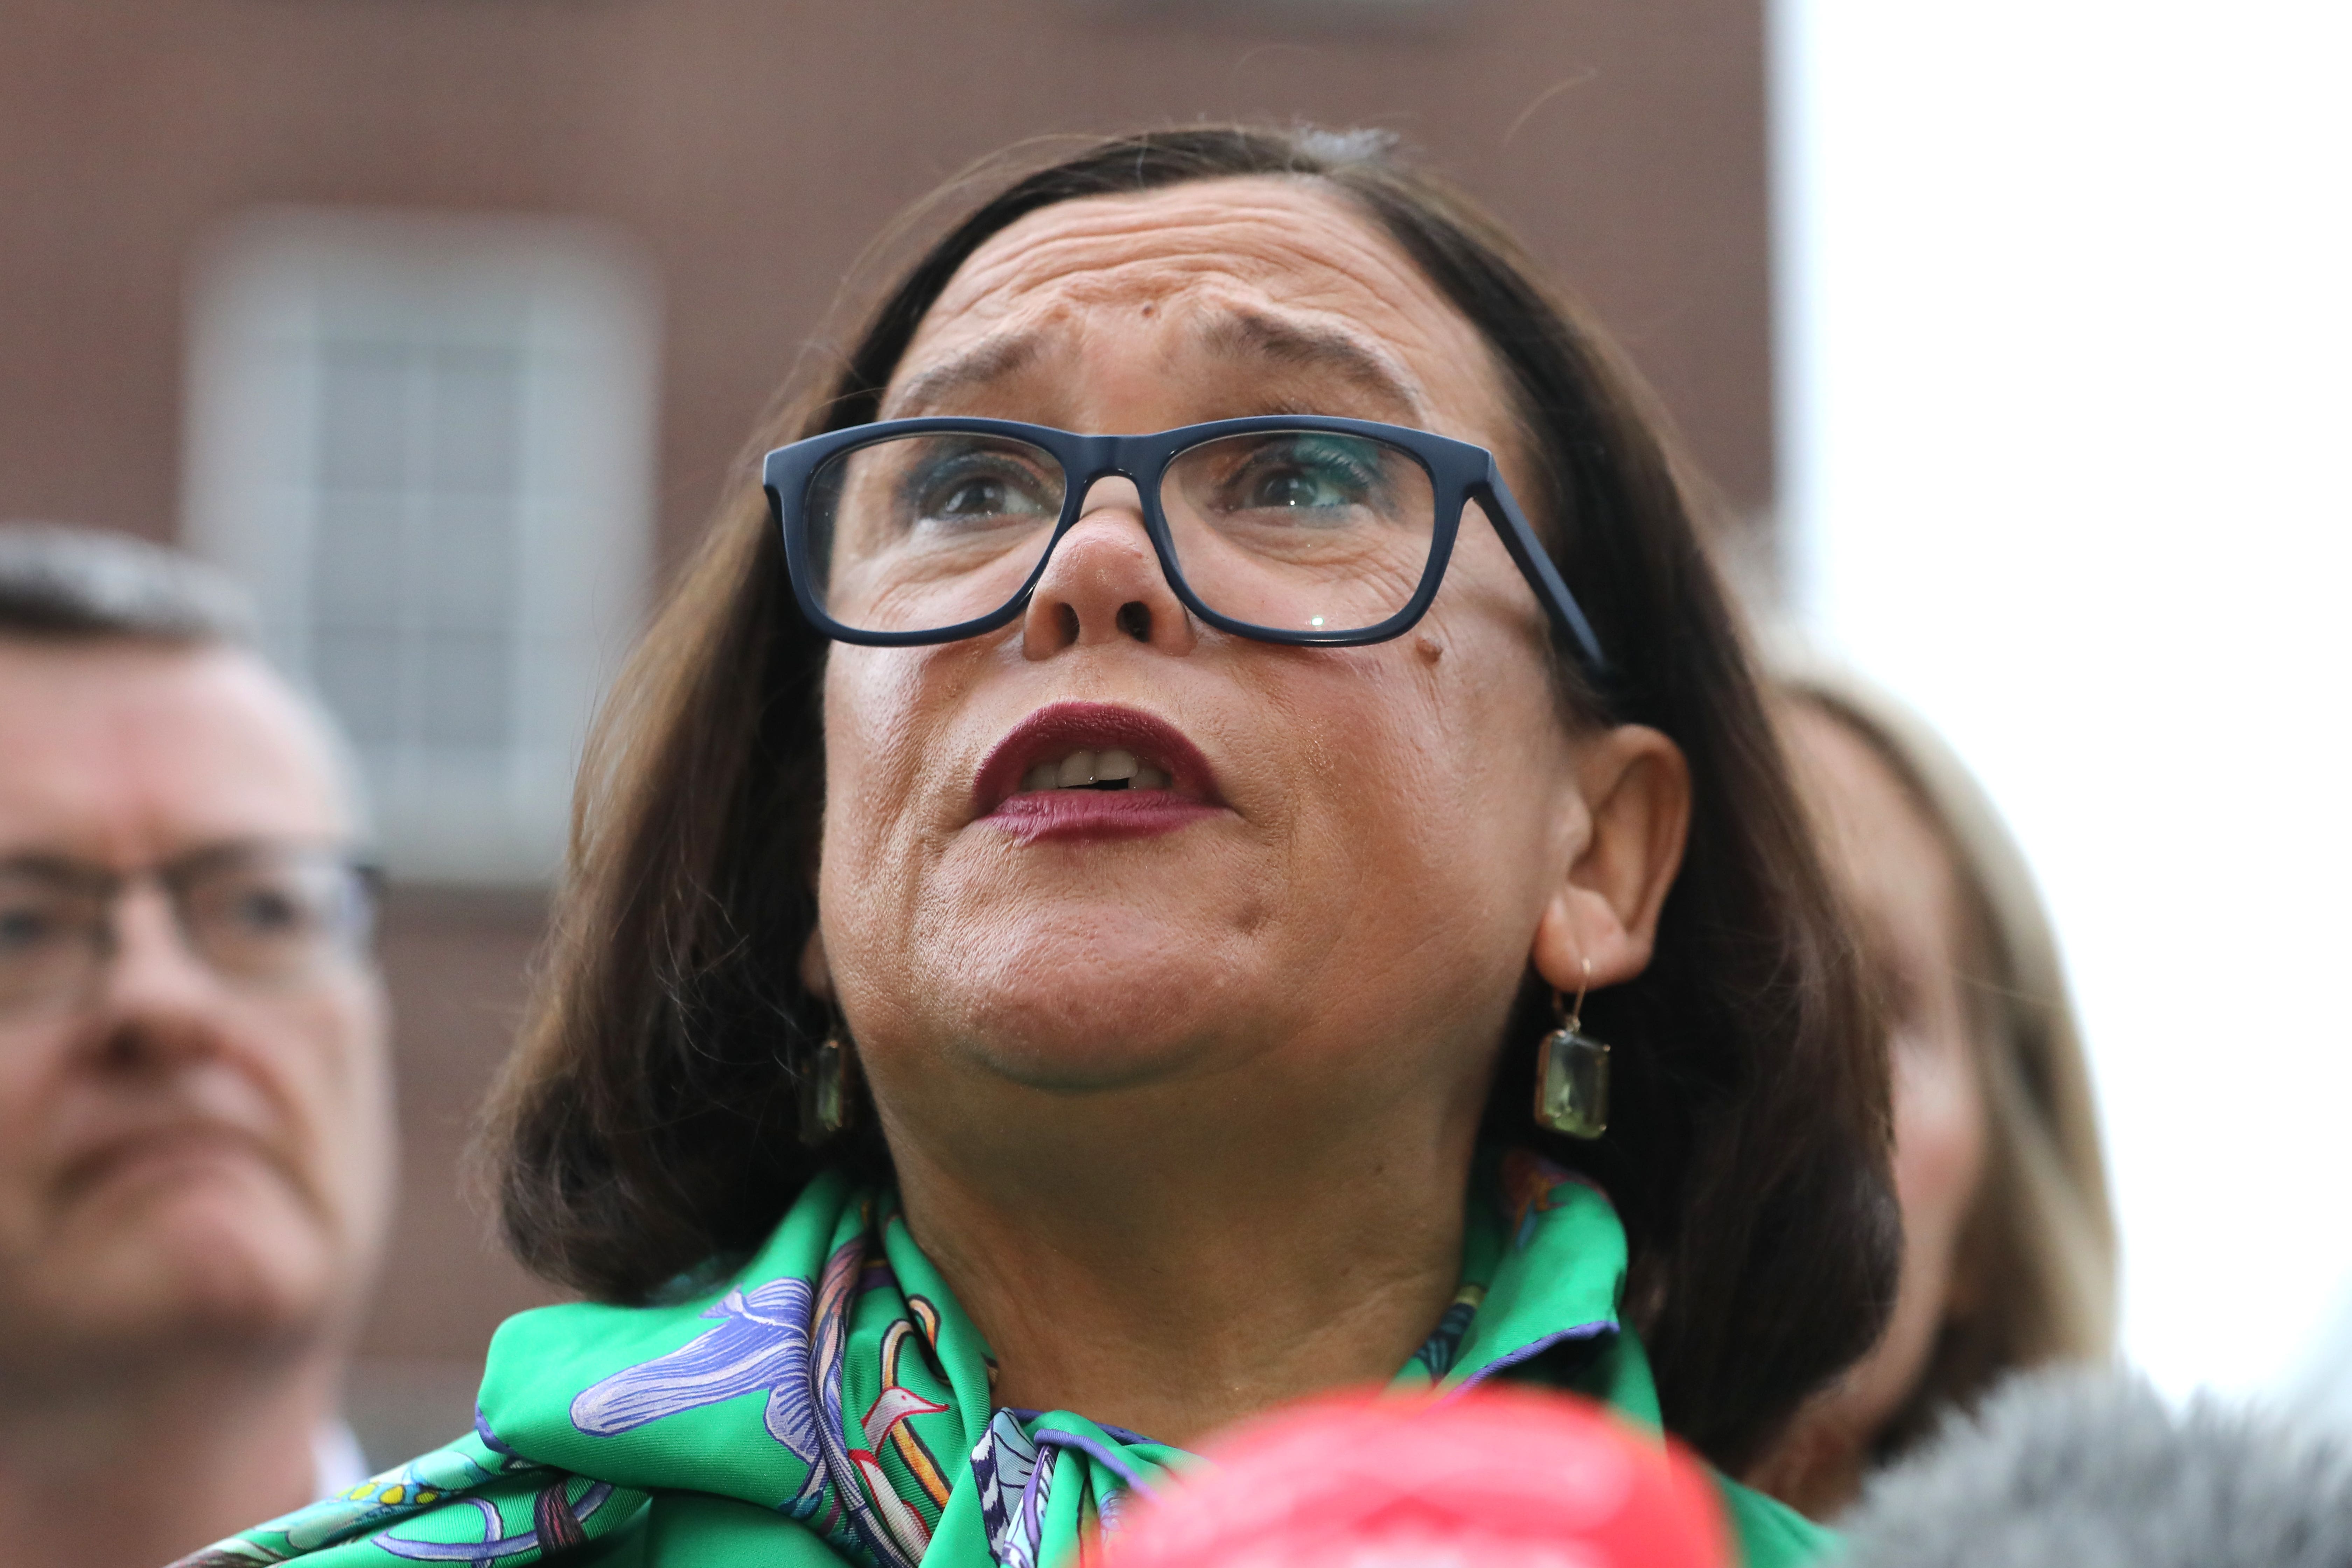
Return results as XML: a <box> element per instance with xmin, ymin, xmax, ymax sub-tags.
<box><xmin>173</xmin><ymin>1151</ymin><xmax>1827</xmax><ymax>1568</ymax></box>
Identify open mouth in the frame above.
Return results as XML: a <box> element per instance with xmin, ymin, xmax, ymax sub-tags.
<box><xmin>1014</xmin><ymin>747</ymin><xmax>1175</xmax><ymax>794</ymax></box>
<box><xmin>974</xmin><ymin>701</ymin><xmax>1223</xmax><ymax>826</ymax></box>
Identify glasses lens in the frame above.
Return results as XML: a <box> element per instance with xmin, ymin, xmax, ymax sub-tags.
<box><xmin>805</xmin><ymin>432</ymin><xmax>1067</xmax><ymax>635</ymax></box>
<box><xmin>0</xmin><ymin>867</ymin><xmax>101</xmax><ymax>1017</ymax></box>
<box><xmin>1160</xmin><ymin>431</ymin><xmax>1438</xmax><ymax>635</ymax></box>
<box><xmin>178</xmin><ymin>849</ymin><xmax>373</xmax><ymax>984</ymax></box>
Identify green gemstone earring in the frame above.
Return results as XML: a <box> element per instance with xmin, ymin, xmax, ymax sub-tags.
<box><xmin>1533</xmin><ymin>959</ymin><xmax>1610</xmax><ymax>1140</ymax></box>
<box><xmin>798</xmin><ymin>1032</ymin><xmax>856</xmax><ymax>1146</ymax></box>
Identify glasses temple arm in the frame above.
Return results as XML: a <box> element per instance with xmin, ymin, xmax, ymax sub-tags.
<box><xmin>1473</xmin><ymin>467</ymin><xmax>1610</xmax><ymax>677</ymax></box>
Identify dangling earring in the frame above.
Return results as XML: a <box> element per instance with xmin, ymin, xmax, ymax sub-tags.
<box><xmin>1533</xmin><ymin>958</ymin><xmax>1610</xmax><ymax>1139</ymax></box>
<box><xmin>798</xmin><ymin>1030</ymin><xmax>857</xmax><ymax>1146</ymax></box>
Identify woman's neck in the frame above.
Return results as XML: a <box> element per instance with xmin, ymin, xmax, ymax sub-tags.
<box><xmin>886</xmin><ymin>1098</ymin><xmax>1477</xmax><ymax>1449</ymax></box>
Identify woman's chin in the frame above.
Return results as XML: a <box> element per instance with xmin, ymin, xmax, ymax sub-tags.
<box><xmin>916</xmin><ymin>930</ymin><xmax>1275</xmax><ymax>1094</ymax></box>
<box><xmin>952</xmin><ymin>1027</ymin><xmax>1209</xmax><ymax>1094</ymax></box>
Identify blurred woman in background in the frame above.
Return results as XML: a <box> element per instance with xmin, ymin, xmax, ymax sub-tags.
<box><xmin>1746</xmin><ymin>669</ymin><xmax>2116</xmax><ymax>1518</ymax></box>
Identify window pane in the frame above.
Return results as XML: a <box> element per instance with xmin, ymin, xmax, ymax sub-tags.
<box><xmin>311</xmin><ymin>496</ymin><xmax>404</xmax><ymax>631</ymax></box>
<box><xmin>428</xmin><ymin>346</ymin><xmax>521</xmax><ymax>494</ymax></box>
<box><xmin>424</xmin><ymin>495</ymin><xmax>516</xmax><ymax>634</ymax></box>
<box><xmin>312</xmin><ymin>628</ymin><xmax>402</xmax><ymax>747</ymax></box>
<box><xmin>308</xmin><ymin>330</ymin><xmax>521</xmax><ymax>757</ymax></box>
<box><xmin>316</xmin><ymin>343</ymin><xmax>410</xmax><ymax>491</ymax></box>
<box><xmin>186</xmin><ymin>211</ymin><xmax>657</xmax><ymax>882</ymax></box>
<box><xmin>419</xmin><ymin>632</ymin><xmax>509</xmax><ymax>748</ymax></box>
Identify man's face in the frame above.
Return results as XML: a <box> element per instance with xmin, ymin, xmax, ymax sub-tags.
<box><xmin>0</xmin><ymin>639</ymin><xmax>392</xmax><ymax>1390</ymax></box>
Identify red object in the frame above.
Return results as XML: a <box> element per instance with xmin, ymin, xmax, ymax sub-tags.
<box><xmin>1095</xmin><ymin>1386</ymin><xmax>1733</xmax><ymax>1568</ymax></box>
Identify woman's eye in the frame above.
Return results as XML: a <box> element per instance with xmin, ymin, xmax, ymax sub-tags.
<box><xmin>912</xmin><ymin>460</ymin><xmax>1055</xmax><ymax>527</ymax></box>
<box><xmin>934</xmin><ymin>476</ymin><xmax>1019</xmax><ymax>516</ymax></box>
<box><xmin>1225</xmin><ymin>440</ymin><xmax>1382</xmax><ymax>516</ymax></box>
<box><xmin>1248</xmin><ymin>468</ymin><xmax>1346</xmax><ymax>509</ymax></box>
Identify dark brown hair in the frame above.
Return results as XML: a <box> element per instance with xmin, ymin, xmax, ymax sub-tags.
<box><xmin>484</xmin><ymin>126</ymin><xmax>1896</xmax><ymax>1470</ymax></box>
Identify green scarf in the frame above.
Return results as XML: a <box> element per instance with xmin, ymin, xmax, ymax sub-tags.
<box><xmin>174</xmin><ymin>1151</ymin><xmax>1828</xmax><ymax>1568</ymax></box>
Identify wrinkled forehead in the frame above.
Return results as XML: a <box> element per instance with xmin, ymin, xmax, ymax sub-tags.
<box><xmin>888</xmin><ymin>175</ymin><xmax>1512</xmax><ymax>435</ymax></box>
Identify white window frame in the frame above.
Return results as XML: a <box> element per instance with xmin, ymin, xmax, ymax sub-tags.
<box><xmin>183</xmin><ymin>207</ymin><xmax>659</xmax><ymax>884</ymax></box>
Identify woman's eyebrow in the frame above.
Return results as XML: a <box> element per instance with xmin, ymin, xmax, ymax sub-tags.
<box><xmin>882</xmin><ymin>331</ymin><xmax>1044</xmax><ymax>419</ymax></box>
<box><xmin>1194</xmin><ymin>310</ymin><xmax>1428</xmax><ymax>421</ymax></box>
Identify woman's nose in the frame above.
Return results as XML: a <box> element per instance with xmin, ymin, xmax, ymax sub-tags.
<box><xmin>1020</xmin><ymin>476</ymin><xmax>1198</xmax><ymax>659</ymax></box>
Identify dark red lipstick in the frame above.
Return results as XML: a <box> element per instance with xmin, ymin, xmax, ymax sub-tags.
<box><xmin>975</xmin><ymin>701</ymin><xmax>1226</xmax><ymax>844</ymax></box>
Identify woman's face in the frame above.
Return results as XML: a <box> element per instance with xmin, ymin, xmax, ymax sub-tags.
<box><xmin>812</xmin><ymin>177</ymin><xmax>1684</xmax><ymax>1172</ymax></box>
<box><xmin>1779</xmin><ymin>702</ymin><xmax>1990</xmax><ymax>1469</ymax></box>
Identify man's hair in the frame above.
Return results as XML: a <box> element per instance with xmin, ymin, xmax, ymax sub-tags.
<box><xmin>0</xmin><ymin>522</ymin><xmax>372</xmax><ymax>834</ymax></box>
<box><xmin>0</xmin><ymin>522</ymin><xmax>258</xmax><ymax>645</ymax></box>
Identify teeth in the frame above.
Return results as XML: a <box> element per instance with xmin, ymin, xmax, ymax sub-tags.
<box><xmin>1015</xmin><ymin>748</ymin><xmax>1175</xmax><ymax>792</ymax></box>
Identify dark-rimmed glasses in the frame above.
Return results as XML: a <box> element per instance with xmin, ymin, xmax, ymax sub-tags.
<box><xmin>762</xmin><ymin>415</ymin><xmax>1607</xmax><ymax>668</ymax></box>
<box><xmin>0</xmin><ymin>842</ymin><xmax>380</xmax><ymax>1022</ymax></box>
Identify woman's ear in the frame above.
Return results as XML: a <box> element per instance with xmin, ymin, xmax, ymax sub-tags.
<box><xmin>800</xmin><ymin>924</ymin><xmax>834</xmax><ymax>1002</ymax></box>
<box><xmin>1530</xmin><ymin>723</ymin><xmax>1691</xmax><ymax>993</ymax></box>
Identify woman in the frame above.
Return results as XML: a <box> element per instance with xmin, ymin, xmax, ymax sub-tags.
<box><xmin>1745</xmin><ymin>670</ymin><xmax>2116</xmax><ymax>1518</ymax></box>
<box><xmin>182</xmin><ymin>126</ymin><xmax>1894</xmax><ymax>1568</ymax></box>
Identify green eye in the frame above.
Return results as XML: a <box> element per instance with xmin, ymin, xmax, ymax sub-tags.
<box><xmin>1247</xmin><ymin>468</ymin><xmax>1347</xmax><ymax>509</ymax></box>
<box><xmin>1221</xmin><ymin>437</ymin><xmax>1388</xmax><ymax>519</ymax></box>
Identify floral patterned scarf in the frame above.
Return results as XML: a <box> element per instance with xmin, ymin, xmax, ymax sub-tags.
<box><xmin>172</xmin><ymin>1150</ymin><xmax>1827</xmax><ymax>1568</ymax></box>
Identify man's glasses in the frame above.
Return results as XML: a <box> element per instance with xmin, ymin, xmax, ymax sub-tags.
<box><xmin>763</xmin><ymin>415</ymin><xmax>1608</xmax><ymax>668</ymax></box>
<box><xmin>0</xmin><ymin>842</ymin><xmax>379</xmax><ymax>1022</ymax></box>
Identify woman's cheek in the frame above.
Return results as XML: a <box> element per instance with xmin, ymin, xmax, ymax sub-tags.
<box><xmin>823</xmin><ymin>649</ymin><xmax>932</xmax><ymax>782</ymax></box>
<box><xmin>1292</xmin><ymin>673</ymin><xmax>1453</xmax><ymax>875</ymax></box>
<box><xmin>822</xmin><ymin>650</ymin><xmax>955</xmax><ymax>851</ymax></box>
<box><xmin>817</xmin><ymin>652</ymin><xmax>939</xmax><ymax>979</ymax></box>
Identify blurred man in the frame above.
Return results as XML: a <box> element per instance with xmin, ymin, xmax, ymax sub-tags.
<box><xmin>0</xmin><ymin>526</ymin><xmax>394</xmax><ymax>1566</ymax></box>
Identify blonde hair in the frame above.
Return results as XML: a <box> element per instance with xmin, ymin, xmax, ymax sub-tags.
<box><xmin>1781</xmin><ymin>665</ymin><xmax>2117</xmax><ymax>1450</ymax></box>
